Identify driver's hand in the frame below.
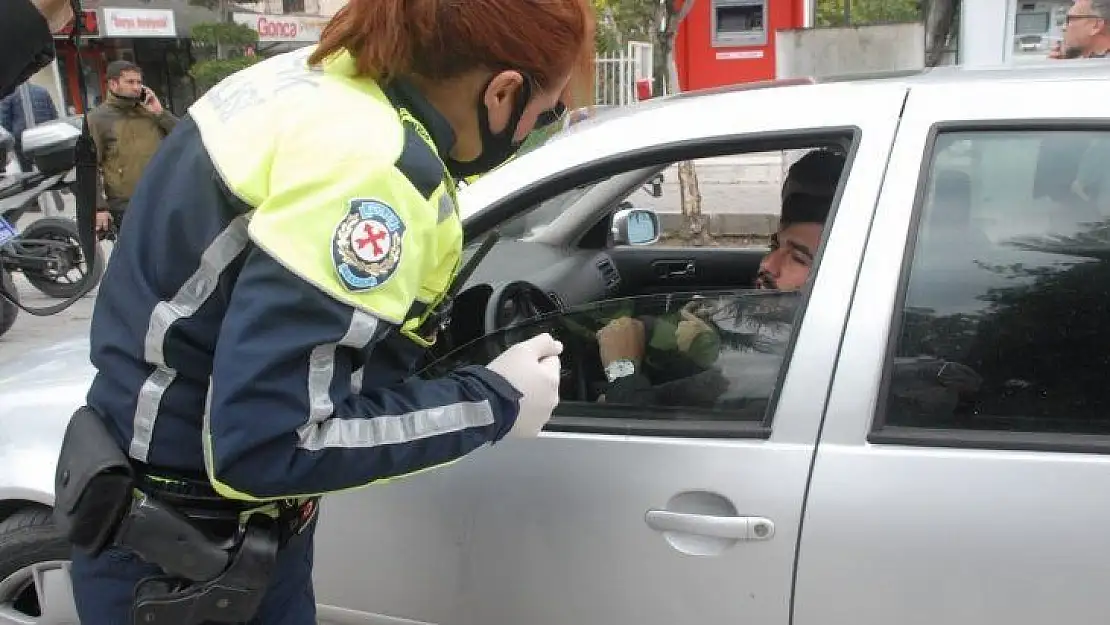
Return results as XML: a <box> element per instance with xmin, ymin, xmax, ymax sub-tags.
<box><xmin>486</xmin><ymin>333</ymin><xmax>564</xmax><ymax>439</ymax></box>
<box><xmin>597</xmin><ymin>317</ymin><xmax>646</xmax><ymax>367</ymax></box>
<box><xmin>675</xmin><ymin>308</ymin><xmax>714</xmax><ymax>353</ymax></box>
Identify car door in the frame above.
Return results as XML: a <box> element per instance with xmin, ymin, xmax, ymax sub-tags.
<box><xmin>794</xmin><ymin>75</ymin><xmax>1110</xmax><ymax>625</ymax></box>
<box><xmin>311</xmin><ymin>82</ymin><xmax>907</xmax><ymax>625</ymax></box>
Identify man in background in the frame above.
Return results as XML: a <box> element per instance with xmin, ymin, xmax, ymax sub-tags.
<box><xmin>87</xmin><ymin>60</ymin><xmax>178</xmax><ymax>235</ymax></box>
<box><xmin>1049</xmin><ymin>0</ymin><xmax>1110</xmax><ymax>58</ymax></box>
<box><xmin>0</xmin><ymin>81</ymin><xmax>59</xmax><ymax>172</ymax></box>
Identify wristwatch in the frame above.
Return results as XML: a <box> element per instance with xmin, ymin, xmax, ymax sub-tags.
<box><xmin>605</xmin><ymin>359</ymin><xmax>637</xmax><ymax>383</ymax></box>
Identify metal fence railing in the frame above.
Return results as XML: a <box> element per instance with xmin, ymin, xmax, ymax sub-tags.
<box><xmin>594</xmin><ymin>41</ymin><xmax>653</xmax><ymax>107</ymax></box>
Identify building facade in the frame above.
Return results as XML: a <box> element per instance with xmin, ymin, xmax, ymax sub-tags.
<box><xmin>960</xmin><ymin>0</ymin><xmax>1072</xmax><ymax>67</ymax></box>
<box><xmin>26</xmin><ymin>0</ymin><xmax>347</xmax><ymax>120</ymax></box>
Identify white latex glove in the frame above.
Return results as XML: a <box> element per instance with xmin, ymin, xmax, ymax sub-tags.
<box><xmin>485</xmin><ymin>333</ymin><xmax>563</xmax><ymax>438</ymax></box>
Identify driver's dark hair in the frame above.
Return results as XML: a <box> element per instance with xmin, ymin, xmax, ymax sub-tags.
<box><xmin>781</xmin><ymin>148</ymin><xmax>846</xmax><ymax>227</ymax></box>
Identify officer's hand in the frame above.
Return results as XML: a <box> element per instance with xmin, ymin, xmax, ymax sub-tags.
<box><xmin>486</xmin><ymin>333</ymin><xmax>563</xmax><ymax>439</ymax></box>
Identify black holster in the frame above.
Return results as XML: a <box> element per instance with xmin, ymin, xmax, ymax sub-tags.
<box><xmin>53</xmin><ymin>406</ymin><xmax>288</xmax><ymax>625</ymax></box>
<box><xmin>53</xmin><ymin>406</ymin><xmax>135</xmax><ymax>555</ymax></box>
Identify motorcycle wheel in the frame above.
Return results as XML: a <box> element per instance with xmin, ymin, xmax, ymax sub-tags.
<box><xmin>18</xmin><ymin>217</ymin><xmax>105</xmax><ymax>299</ymax></box>
<box><xmin>0</xmin><ymin>270</ymin><xmax>18</xmax><ymax>338</ymax></box>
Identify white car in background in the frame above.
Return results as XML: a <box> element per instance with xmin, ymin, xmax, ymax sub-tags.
<box><xmin>3</xmin><ymin>60</ymin><xmax>1110</xmax><ymax>625</ymax></box>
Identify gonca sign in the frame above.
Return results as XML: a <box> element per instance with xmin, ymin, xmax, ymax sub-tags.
<box><xmin>232</xmin><ymin>13</ymin><xmax>329</xmax><ymax>43</ymax></box>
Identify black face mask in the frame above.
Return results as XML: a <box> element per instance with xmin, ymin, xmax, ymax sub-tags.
<box><xmin>445</xmin><ymin>75</ymin><xmax>567</xmax><ymax>180</ymax></box>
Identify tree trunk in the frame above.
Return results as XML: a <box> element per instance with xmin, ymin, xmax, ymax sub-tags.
<box><xmin>662</xmin><ymin>0</ymin><xmax>709</xmax><ymax>245</ymax></box>
<box><xmin>925</xmin><ymin>0</ymin><xmax>958</xmax><ymax>67</ymax></box>
<box><xmin>217</xmin><ymin>0</ymin><xmax>229</xmax><ymax>59</ymax></box>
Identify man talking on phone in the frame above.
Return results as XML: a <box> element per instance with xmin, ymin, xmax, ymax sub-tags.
<box><xmin>87</xmin><ymin>60</ymin><xmax>179</xmax><ymax>236</ymax></box>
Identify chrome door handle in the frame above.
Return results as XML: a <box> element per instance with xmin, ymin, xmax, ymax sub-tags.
<box><xmin>644</xmin><ymin>510</ymin><xmax>775</xmax><ymax>541</ymax></box>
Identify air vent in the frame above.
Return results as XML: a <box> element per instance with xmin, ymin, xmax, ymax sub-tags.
<box><xmin>595</xmin><ymin>257</ymin><xmax>621</xmax><ymax>294</ymax></box>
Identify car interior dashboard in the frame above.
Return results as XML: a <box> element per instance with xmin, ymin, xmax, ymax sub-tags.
<box><xmin>443</xmin><ymin>239</ymin><xmax>618</xmax><ymax>354</ymax></box>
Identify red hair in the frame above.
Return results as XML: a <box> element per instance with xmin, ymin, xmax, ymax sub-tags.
<box><xmin>309</xmin><ymin>0</ymin><xmax>596</xmax><ymax>107</ymax></box>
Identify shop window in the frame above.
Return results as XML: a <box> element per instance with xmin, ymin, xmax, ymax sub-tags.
<box><xmin>712</xmin><ymin>0</ymin><xmax>767</xmax><ymax>47</ymax></box>
<box><xmin>282</xmin><ymin>0</ymin><xmax>305</xmax><ymax>13</ymax></box>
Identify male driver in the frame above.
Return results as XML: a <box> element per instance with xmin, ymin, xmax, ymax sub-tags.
<box><xmin>1049</xmin><ymin>0</ymin><xmax>1110</xmax><ymax>59</ymax></box>
<box><xmin>596</xmin><ymin>148</ymin><xmax>846</xmax><ymax>406</ymax></box>
<box><xmin>87</xmin><ymin>60</ymin><xmax>178</xmax><ymax>235</ymax></box>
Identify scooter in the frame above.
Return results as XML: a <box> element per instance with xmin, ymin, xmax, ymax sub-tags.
<box><xmin>0</xmin><ymin>117</ymin><xmax>105</xmax><ymax>337</ymax></box>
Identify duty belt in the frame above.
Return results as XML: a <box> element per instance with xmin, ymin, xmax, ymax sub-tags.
<box><xmin>53</xmin><ymin>407</ymin><xmax>319</xmax><ymax>625</ymax></box>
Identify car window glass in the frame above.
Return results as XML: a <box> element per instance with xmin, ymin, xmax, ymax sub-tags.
<box><xmin>442</xmin><ymin>136</ymin><xmax>854</xmax><ymax>435</ymax></box>
<box><xmin>420</xmin><ymin>290</ymin><xmax>803</xmax><ymax>423</ymax></box>
<box><xmin>881</xmin><ymin>128</ymin><xmax>1110</xmax><ymax>435</ymax></box>
<box><xmin>638</xmin><ymin>149</ymin><xmax>821</xmax><ymax>247</ymax></box>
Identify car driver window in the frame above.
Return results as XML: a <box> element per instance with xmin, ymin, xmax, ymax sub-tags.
<box><xmin>423</xmin><ymin>140</ymin><xmax>854</xmax><ymax>433</ymax></box>
<box><xmin>879</xmin><ymin>128</ymin><xmax>1110</xmax><ymax>438</ymax></box>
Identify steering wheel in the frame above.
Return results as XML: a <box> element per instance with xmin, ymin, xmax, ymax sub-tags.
<box><xmin>483</xmin><ymin>281</ymin><xmax>561</xmax><ymax>336</ymax></box>
<box><xmin>482</xmin><ymin>281</ymin><xmax>591</xmax><ymax>401</ymax></box>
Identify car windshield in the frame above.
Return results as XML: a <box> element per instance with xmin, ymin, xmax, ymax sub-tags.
<box><xmin>491</xmin><ymin>179</ymin><xmax>605</xmax><ymax>240</ymax></box>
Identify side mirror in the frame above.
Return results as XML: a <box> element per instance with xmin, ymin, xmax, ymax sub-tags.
<box><xmin>611</xmin><ymin>207</ymin><xmax>660</xmax><ymax>246</ymax></box>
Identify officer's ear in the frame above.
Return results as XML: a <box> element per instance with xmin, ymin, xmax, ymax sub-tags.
<box><xmin>483</xmin><ymin>71</ymin><xmax>526</xmax><ymax>135</ymax></box>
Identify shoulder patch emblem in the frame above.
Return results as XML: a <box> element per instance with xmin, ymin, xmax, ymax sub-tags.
<box><xmin>332</xmin><ymin>199</ymin><xmax>406</xmax><ymax>291</ymax></box>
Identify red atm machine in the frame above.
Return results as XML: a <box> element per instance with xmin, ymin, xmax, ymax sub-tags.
<box><xmin>674</xmin><ymin>0</ymin><xmax>808</xmax><ymax>91</ymax></box>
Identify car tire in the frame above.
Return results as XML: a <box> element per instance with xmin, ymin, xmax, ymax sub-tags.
<box><xmin>0</xmin><ymin>507</ymin><xmax>73</xmax><ymax>621</ymax></box>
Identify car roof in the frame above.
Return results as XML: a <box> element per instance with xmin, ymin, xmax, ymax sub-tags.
<box><xmin>460</xmin><ymin>60</ymin><xmax>1110</xmax><ymax>221</ymax></box>
<box><xmin>551</xmin><ymin>60</ymin><xmax>1110</xmax><ymax>133</ymax></box>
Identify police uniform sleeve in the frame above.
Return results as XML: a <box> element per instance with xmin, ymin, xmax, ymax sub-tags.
<box><xmin>205</xmin><ymin>162</ymin><xmax>523</xmax><ymax>502</ymax></box>
<box><xmin>0</xmin><ymin>0</ymin><xmax>54</xmax><ymax>100</ymax></box>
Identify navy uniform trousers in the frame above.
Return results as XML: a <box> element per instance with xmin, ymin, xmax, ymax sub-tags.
<box><xmin>70</xmin><ymin>519</ymin><xmax>318</xmax><ymax>625</ymax></box>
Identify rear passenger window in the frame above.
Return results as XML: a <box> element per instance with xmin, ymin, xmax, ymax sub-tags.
<box><xmin>880</xmin><ymin>129</ymin><xmax>1110</xmax><ymax>436</ymax></box>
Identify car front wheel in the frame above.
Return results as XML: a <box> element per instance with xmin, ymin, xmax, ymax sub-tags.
<box><xmin>0</xmin><ymin>507</ymin><xmax>77</xmax><ymax>624</ymax></box>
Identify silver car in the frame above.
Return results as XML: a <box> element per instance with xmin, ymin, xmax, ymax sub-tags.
<box><xmin>4</xmin><ymin>60</ymin><xmax>1110</xmax><ymax>625</ymax></box>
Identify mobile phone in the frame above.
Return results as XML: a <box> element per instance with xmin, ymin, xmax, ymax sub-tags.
<box><xmin>139</xmin><ymin>87</ymin><xmax>151</xmax><ymax>103</ymax></box>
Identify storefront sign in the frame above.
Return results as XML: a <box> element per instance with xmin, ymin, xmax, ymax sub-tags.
<box><xmin>101</xmin><ymin>8</ymin><xmax>176</xmax><ymax>38</ymax></box>
<box><xmin>233</xmin><ymin>13</ymin><xmax>329</xmax><ymax>43</ymax></box>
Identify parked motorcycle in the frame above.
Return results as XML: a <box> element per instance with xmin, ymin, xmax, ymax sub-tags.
<box><xmin>0</xmin><ymin>117</ymin><xmax>104</xmax><ymax>299</ymax></box>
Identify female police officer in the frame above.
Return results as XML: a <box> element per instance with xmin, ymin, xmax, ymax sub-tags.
<box><xmin>67</xmin><ymin>0</ymin><xmax>595</xmax><ymax>622</ymax></box>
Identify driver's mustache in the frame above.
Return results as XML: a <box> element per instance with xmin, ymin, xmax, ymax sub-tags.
<box><xmin>755</xmin><ymin>271</ymin><xmax>777</xmax><ymax>290</ymax></box>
